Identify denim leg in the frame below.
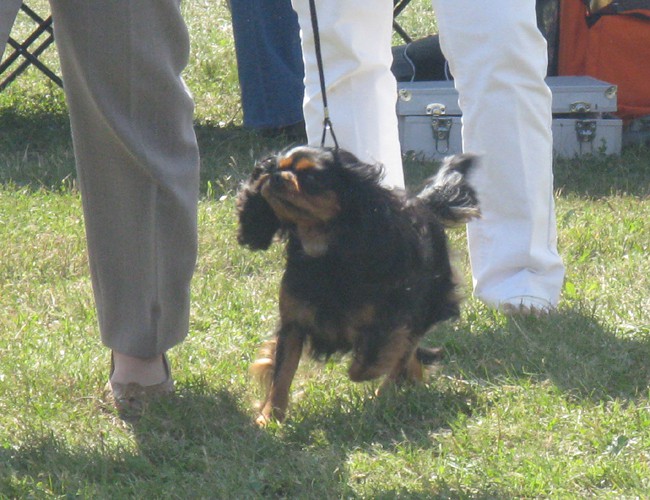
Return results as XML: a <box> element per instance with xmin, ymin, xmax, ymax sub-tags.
<box><xmin>230</xmin><ymin>0</ymin><xmax>304</xmax><ymax>129</ymax></box>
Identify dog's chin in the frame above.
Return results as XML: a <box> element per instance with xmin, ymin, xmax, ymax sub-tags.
<box><xmin>264</xmin><ymin>195</ymin><xmax>333</xmax><ymax>256</ymax></box>
<box><xmin>296</xmin><ymin>225</ymin><xmax>331</xmax><ymax>257</ymax></box>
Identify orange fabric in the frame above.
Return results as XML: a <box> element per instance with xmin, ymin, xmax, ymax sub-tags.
<box><xmin>558</xmin><ymin>1</ymin><xmax>650</xmax><ymax>121</ymax></box>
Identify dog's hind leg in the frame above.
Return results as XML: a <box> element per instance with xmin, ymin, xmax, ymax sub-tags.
<box><xmin>255</xmin><ymin>325</ymin><xmax>304</xmax><ymax>426</ymax></box>
<box><xmin>375</xmin><ymin>347</ymin><xmax>422</xmax><ymax>395</ymax></box>
<box><xmin>349</xmin><ymin>326</ymin><xmax>413</xmax><ymax>383</ymax></box>
<box><xmin>415</xmin><ymin>346</ymin><xmax>444</xmax><ymax>365</ymax></box>
<box><xmin>376</xmin><ymin>342</ymin><xmax>443</xmax><ymax>395</ymax></box>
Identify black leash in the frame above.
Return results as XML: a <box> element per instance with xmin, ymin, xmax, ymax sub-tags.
<box><xmin>307</xmin><ymin>0</ymin><xmax>340</xmax><ymax>150</ymax></box>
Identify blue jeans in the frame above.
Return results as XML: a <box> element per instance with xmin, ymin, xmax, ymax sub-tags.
<box><xmin>230</xmin><ymin>0</ymin><xmax>304</xmax><ymax>129</ymax></box>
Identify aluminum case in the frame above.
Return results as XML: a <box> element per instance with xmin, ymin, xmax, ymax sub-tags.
<box><xmin>397</xmin><ymin>76</ymin><xmax>622</xmax><ymax>159</ymax></box>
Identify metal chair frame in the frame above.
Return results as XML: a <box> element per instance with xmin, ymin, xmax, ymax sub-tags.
<box><xmin>393</xmin><ymin>0</ymin><xmax>414</xmax><ymax>43</ymax></box>
<box><xmin>0</xmin><ymin>3</ymin><xmax>62</xmax><ymax>92</ymax></box>
<box><xmin>0</xmin><ymin>1</ymin><xmax>412</xmax><ymax>92</ymax></box>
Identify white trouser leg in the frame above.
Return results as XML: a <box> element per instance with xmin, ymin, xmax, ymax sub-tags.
<box><xmin>290</xmin><ymin>0</ymin><xmax>405</xmax><ymax>188</ymax></box>
<box><xmin>432</xmin><ymin>0</ymin><xmax>565</xmax><ymax>308</ymax></box>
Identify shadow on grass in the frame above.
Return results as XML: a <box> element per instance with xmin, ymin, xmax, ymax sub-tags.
<box><xmin>429</xmin><ymin>306</ymin><xmax>650</xmax><ymax>402</ymax></box>
<box><xmin>0</xmin><ymin>387</ymin><xmax>353</xmax><ymax>498</ymax></box>
<box><xmin>0</xmin><ymin>105</ymin><xmax>76</xmax><ymax>189</ymax></box>
<box><xmin>3</xmin><ymin>97</ymin><xmax>649</xmax><ymax>198</ymax></box>
<box><xmin>0</xmin><ymin>104</ymin><xmax>305</xmax><ymax>194</ymax></box>
<box><xmin>283</xmin><ymin>383</ymin><xmax>474</xmax><ymax>451</ymax></box>
<box><xmin>6</xmin><ymin>315</ymin><xmax>633</xmax><ymax>500</ymax></box>
<box><xmin>5</xmin><ymin>309</ymin><xmax>641</xmax><ymax>497</ymax></box>
<box><xmin>0</xmin><ymin>381</ymin><xmax>499</xmax><ymax>497</ymax></box>
<box><xmin>195</xmin><ymin>122</ymin><xmax>305</xmax><ymax>195</ymax></box>
<box><xmin>553</xmin><ymin>145</ymin><xmax>650</xmax><ymax>199</ymax></box>
<box><xmin>268</xmin><ymin>306</ymin><xmax>649</xmax><ymax>463</ymax></box>
<box><xmin>0</xmin><ymin>105</ymin><xmax>70</xmax><ymax>151</ymax></box>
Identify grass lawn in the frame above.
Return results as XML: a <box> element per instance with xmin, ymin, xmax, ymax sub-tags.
<box><xmin>1</xmin><ymin>1</ymin><xmax>649</xmax><ymax>497</ymax></box>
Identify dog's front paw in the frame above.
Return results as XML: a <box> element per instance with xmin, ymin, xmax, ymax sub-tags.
<box><xmin>255</xmin><ymin>400</ymin><xmax>287</xmax><ymax>427</ymax></box>
<box><xmin>255</xmin><ymin>412</ymin><xmax>282</xmax><ymax>428</ymax></box>
<box><xmin>255</xmin><ymin>414</ymin><xmax>271</xmax><ymax>427</ymax></box>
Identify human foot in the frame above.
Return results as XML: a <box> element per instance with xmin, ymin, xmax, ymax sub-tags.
<box><xmin>106</xmin><ymin>352</ymin><xmax>174</xmax><ymax>420</ymax></box>
<box><xmin>498</xmin><ymin>296</ymin><xmax>556</xmax><ymax>317</ymax></box>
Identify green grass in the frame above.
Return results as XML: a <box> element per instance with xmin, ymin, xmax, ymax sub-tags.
<box><xmin>2</xmin><ymin>0</ymin><xmax>650</xmax><ymax>497</ymax></box>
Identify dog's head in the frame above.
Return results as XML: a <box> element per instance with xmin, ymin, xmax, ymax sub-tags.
<box><xmin>236</xmin><ymin>146</ymin><xmax>385</xmax><ymax>256</ymax></box>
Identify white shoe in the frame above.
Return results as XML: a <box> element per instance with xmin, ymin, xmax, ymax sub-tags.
<box><xmin>498</xmin><ymin>296</ymin><xmax>555</xmax><ymax>317</ymax></box>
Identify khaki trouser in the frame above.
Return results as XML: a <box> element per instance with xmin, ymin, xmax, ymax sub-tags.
<box><xmin>0</xmin><ymin>0</ymin><xmax>21</xmax><ymax>59</ymax></box>
<box><xmin>2</xmin><ymin>1</ymin><xmax>200</xmax><ymax>358</ymax></box>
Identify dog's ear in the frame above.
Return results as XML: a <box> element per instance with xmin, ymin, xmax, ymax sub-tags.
<box><xmin>236</xmin><ymin>158</ymin><xmax>281</xmax><ymax>250</ymax></box>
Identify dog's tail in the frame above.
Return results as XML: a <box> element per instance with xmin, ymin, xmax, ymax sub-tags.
<box><xmin>413</xmin><ymin>154</ymin><xmax>481</xmax><ymax>227</ymax></box>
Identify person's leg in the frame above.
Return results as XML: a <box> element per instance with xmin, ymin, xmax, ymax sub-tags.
<box><xmin>432</xmin><ymin>0</ymin><xmax>565</xmax><ymax>310</ymax></box>
<box><xmin>50</xmin><ymin>0</ymin><xmax>200</xmax><ymax>382</ymax></box>
<box><xmin>0</xmin><ymin>0</ymin><xmax>22</xmax><ymax>59</ymax></box>
<box><xmin>290</xmin><ymin>0</ymin><xmax>404</xmax><ymax>188</ymax></box>
<box><xmin>230</xmin><ymin>0</ymin><xmax>304</xmax><ymax>130</ymax></box>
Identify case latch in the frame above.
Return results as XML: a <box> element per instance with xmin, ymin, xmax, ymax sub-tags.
<box><xmin>575</xmin><ymin>119</ymin><xmax>597</xmax><ymax>153</ymax></box>
<box><xmin>570</xmin><ymin>101</ymin><xmax>592</xmax><ymax>113</ymax></box>
<box><xmin>426</xmin><ymin>103</ymin><xmax>452</xmax><ymax>154</ymax></box>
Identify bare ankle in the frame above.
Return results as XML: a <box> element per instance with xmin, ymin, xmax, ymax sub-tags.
<box><xmin>110</xmin><ymin>352</ymin><xmax>167</xmax><ymax>386</ymax></box>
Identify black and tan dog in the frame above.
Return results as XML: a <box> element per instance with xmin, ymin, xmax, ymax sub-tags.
<box><xmin>236</xmin><ymin>146</ymin><xmax>480</xmax><ymax>425</ymax></box>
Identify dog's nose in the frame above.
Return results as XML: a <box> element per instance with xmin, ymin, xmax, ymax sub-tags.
<box><xmin>270</xmin><ymin>171</ymin><xmax>300</xmax><ymax>192</ymax></box>
<box><xmin>270</xmin><ymin>172</ymin><xmax>284</xmax><ymax>187</ymax></box>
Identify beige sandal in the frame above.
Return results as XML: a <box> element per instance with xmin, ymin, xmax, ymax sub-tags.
<box><xmin>106</xmin><ymin>352</ymin><xmax>174</xmax><ymax>420</ymax></box>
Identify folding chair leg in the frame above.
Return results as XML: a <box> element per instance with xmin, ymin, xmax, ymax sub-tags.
<box><xmin>0</xmin><ymin>2</ymin><xmax>62</xmax><ymax>91</ymax></box>
<box><xmin>393</xmin><ymin>0</ymin><xmax>414</xmax><ymax>43</ymax></box>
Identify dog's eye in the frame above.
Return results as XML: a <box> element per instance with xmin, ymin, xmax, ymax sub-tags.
<box><xmin>299</xmin><ymin>171</ymin><xmax>323</xmax><ymax>194</ymax></box>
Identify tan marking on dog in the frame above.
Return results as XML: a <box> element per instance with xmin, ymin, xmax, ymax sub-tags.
<box><xmin>294</xmin><ymin>157</ymin><xmax>317</xmax><ymax>171</ymax></box>
<box><xmin>279</xmin><ymin>171</ymin><xmax>300</xmax><ymax>192</ymax></box>
<box><xmin>343</xmin><ymin>304</ymin><xmax>377</xmax><ymax>345</ymax></box>
<box><xmin>249</xmin><ymin>339</ymin><xmax>277</xmax><ymax>393</ymax></box>
<box><xmin>376</xmin><ymin>346</ymin><xmax>425</xmax><ymax>395</ymax></box>
<box><xmin>305</xmin><ymin>191</ymin><xmax>341</xmax><ymax>221</ymax></box>
<box><xmin>278</xmin><ymin>157</ymin><xmax>293</xmax><ymax>170</ymax></box>
<box><xmin>348</xmin><ymin>326</ymin><xmax>414</xmax><ymax>382</ymax></box>
<box><xmin>257</xmin><ymin>331</ymin><xmax>303</xmax><ymax>425</ymax></box>
<box><xmin>280</xmin><ymin>286</ymin><xmax>317</xmax><ymax>327</ymax></box>
<box><xmin>262</xmin><ymin>180</ymin><xmax>341</xmax><ymax>226</ymax></box>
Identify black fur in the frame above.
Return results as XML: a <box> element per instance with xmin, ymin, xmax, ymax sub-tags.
<box><xmin>236</xmin><ymin>146</ymin><xmax>480</xmax><ymax>423</ymax></box>
<box><xmin>236</xmin><ymin>157</ymin><xmax>281</xmax><ymax>249</ymax></box>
